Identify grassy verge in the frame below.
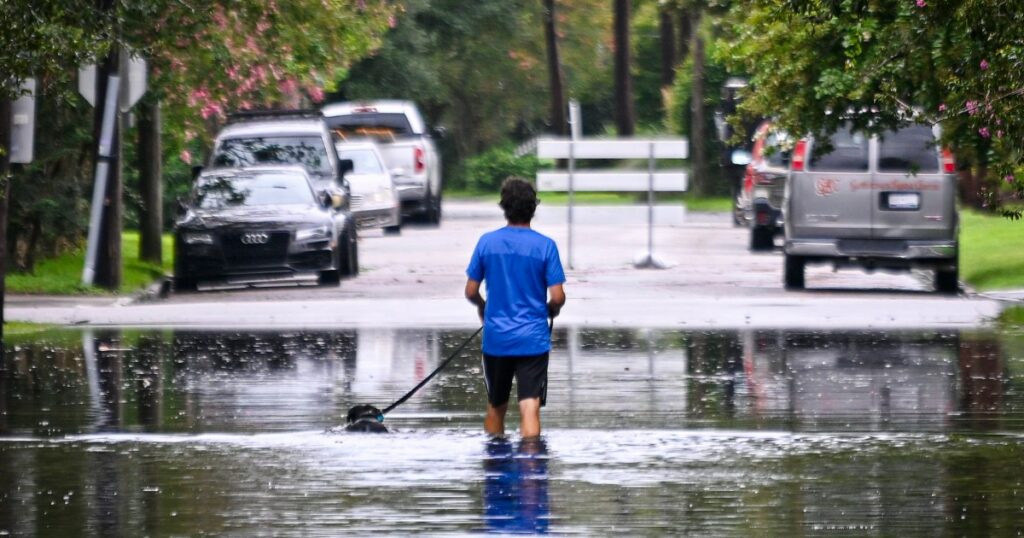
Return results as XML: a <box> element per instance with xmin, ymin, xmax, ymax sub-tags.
<box><xmin>998</xmin><ymin>306</ymin><xmax>1024</xmax><ymax>327</ymax></box>
<box><xmin>2</xmin><ymin>321</ymin><xmax>58</xmax><ymax>336</ymax></box>
<box><xmin>446</xmin><ymin>189</ymin><xmax>732</xmax><ymax>211</ymax></box>
<box><xmin>960</xmin><ymin>210</ymin><xmax>1024</xmax><ymax>291</ymax></box>
<box><xmin>7</xmin><ymin>232</ymin><xmax>174</xmax><ymax>295</ymax></box>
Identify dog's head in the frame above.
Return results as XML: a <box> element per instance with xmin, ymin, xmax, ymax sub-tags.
<box><xmin>347</xmin><ymin>404</ymin><xmax>384</xmax><ymax>425</ymax></box>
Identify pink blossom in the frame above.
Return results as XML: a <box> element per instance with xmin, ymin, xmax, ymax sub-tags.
<box><xmin>388</xmin><ymin>14</ymin><xmax>397</xmax><ymax>28</ymax></box>
<box><xmin>978</xmin><ymin>127</ymin><xmax>990</xmax><ymax>138</ymax></box>
<box><xmin>1005</xmin><ymin>174</ymin><xmax>1015</xmax><ymax>184</ymax></box>
<box><xmin>965</xmin><ymin>100</ymin><xmax>979</xmax><ymax>115</ymax></box>
<box><xmin>915</xmin><ymin>0</ymin><xmax>926</xmax><ymax>6</ymax></box>
<box><xmin>980</xmin><ymin>59</ymin><xmax>989</xmax><ymax>70</ymax></box>
<box><xmin>997</xmin><ymin>130</ymin><xmax>1004</xmax><ymax>138</ymax></box>
<box><xmin>307</xmin><ymin>85</ymin><xmax>325</xmax><ymax>103</ymax></box>
<box><xmin>279</xmin><ymin>78</ymin><xmax>299</xmax><ymax>95</ymax></box>
<box><xmin>938</xmin><ymin>103</ymin><xmax>946</xmax><ymax>112</ymax></box>
<box><xmin>180</xmin><ymin>150</ymin><xmax>192</xmax><ymax>164</ymax></box>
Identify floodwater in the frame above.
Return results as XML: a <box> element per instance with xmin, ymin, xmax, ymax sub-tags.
<box><xmin>2</xmin><ymin>327</ymin><xmax>1023</xmax><ymax>535</ymax></box>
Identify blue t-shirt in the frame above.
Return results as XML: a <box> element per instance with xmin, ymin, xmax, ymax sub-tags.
<box><xmin>466</xmin><ymin>226</ymin><xmax>565</xmax><ymax>356</ymax></box>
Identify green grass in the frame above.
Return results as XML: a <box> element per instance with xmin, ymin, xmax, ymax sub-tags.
<box><xmin>7</xmin><ymin>232</ymin><xmax>173</xmax><ymax>295</ymax></box>
<box><xmin>998</xmin><ymin>306</ymin><xmax>1024</xmax><ymax>327</ymax></box>
<box><xmin>960</xmin><ymin>210</ymin><xmax>1024</xmax><ymax>291</ymax></box>
<box><xmin>2</xmin><ymin>321</ymin><xmax>57</xmax><ymax>336</ymax></box>
<box><xmin>446</xmin><ymin>189</ymin><xmax>731</xmax><ymax>211</ymax></box>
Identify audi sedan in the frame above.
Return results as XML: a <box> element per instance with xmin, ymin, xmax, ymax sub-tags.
<box><xmin>174</xmin><ymin>166</ymin><xmax>357</xmax><ymax>291</ymax></box>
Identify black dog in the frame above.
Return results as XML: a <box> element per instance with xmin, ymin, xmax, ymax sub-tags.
<box><xmin>345</xmin><ymin>404</ymin><xmax>389</xmax><ymax>433</ymax></box>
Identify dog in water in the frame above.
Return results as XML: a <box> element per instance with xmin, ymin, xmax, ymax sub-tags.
<box><xmin>345</xmin><ymin>404</ymin><xmax>389</xmax><ymax>433</ymax></box>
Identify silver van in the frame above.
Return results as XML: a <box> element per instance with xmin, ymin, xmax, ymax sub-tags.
<box><xmin>783</xmin><ymin>124</ymin><xmax>958</xmax><ymax>293</ymax></box>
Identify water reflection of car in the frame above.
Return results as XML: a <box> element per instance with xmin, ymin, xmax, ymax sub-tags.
<box><xmin>731</xmin><ymin>121</ymin><xmax>790</xmax><ymax>251</ymax></box>
<box><xmin>335</xmin><ymin>141</ymin><xmax>402</xmax><ymax>234</ymax></box>
<box><xmin>174</xmin><ymin>166</ymin><xmax>357</xmax><ymax>290</ymax></box>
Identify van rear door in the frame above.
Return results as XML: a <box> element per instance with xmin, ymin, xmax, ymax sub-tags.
<box><xmin>788</xmin><ymin>127</ymin><xmax>873</xmax><ymax>238</ymax></box>
<box><xmin>872</xmin><ymin>125</ymin><xmax>955</xmax><ymax>240</ymax></box>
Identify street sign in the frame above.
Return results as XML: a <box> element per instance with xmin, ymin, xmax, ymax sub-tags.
<box><xmin>78</xmin><ymin>52</ymin><xmax>147</xmax><ymax>111</ymax></box>
<box><xmin>10</xmin><ymin>78</ymin><xmax>36</xmax><ymax>164</ymax></box>
<box><xmin>537</xmin><ymin>171</ymin><xmax>687</xmax><ymax>192</ymax></box>
<box><xmin>537</xmin><ymin>138</ymin><xmax>689</xmax><ymax>159</ymax></box>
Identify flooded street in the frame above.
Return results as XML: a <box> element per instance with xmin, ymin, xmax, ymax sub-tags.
<box><xmin>2</xmin><ymin>326</ymin><xmax>1023</xmax><ymax>535</ymax></box>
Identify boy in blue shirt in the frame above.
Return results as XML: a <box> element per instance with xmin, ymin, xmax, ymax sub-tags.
<box><xmin>465</xmin><ymin>178</ymin><xmax>566</xmax><ymax>439</ymax></box>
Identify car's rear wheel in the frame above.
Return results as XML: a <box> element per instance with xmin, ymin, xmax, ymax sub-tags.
<box><xmin>424</xmin><ymin>189</ymin><xmax>442</xmax><ymax>226</ymax></box>
<box><xmin>750</xmin><ymin>227</ymin><xmax>774</xmax><ymax>251</ymax></box>
<box><xmin>784</xmin><ymin>254</ymin><xmax>805</xmax><ymax>290</ymax></box>
<box><xmin>935</xmin><ymin>265</ymin><xmax>959</xmax><ymax>294</ymax></box>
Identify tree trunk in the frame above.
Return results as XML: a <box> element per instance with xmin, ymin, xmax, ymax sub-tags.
<box><xmin>659</xmin><ymin>7</ymin><xmax>676</xmax><ymax>87</ymax></box>
<box><xmin>677</xmin><ymin>8</ymin><xmax>691</xmax><ymax>64</ymax></box>
<box><xmin>542</xmin><ymin>0</ymin><xmax>567</xmax><ymax>136</ymax></box>
<box><xmin>137</xmin><ymin>98</ymin><xmax>163</xmax><ymax>265</ymax></box>
<box><xmin>613</xmin><ymin>0</ymin><xmax>635</xmax><ymax>136</ymax></box>
<box><xmin>0</xmin><ymin>98</ymin><xmax>10</xmax><ymax>338</ymax></box>
<box><xmin>689</xmin><ymin>9</ymin><xmax>707</xmax><ymax>195</ymax></box>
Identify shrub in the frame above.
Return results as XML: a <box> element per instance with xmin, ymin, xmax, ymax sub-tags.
<box><xmin>460</xmin><ymin>144</ymin><xmax>541</xmax><ymax>193</ymax></box>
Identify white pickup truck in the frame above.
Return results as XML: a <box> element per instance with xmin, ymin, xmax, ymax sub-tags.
<box><xmin>322</xmin><ymin>101</ymin><xmax>443</xmax><ymax>224</ymax></box>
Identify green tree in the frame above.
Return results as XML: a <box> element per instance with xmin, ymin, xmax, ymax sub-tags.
<box><xmin>718</xmin><ymin>0</ymin><xmax>1024</xmax><ymax>215</ymax></box>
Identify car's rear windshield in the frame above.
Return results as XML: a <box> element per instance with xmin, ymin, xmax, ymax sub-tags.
<box><xmin>809</xmin><ymin>128</ymin><xmax>869</xmax><ymax>171</ymax></box>
<box><xmin>194</xmin><ymin>173</ymin><xmax>314</xmax><ymax>209</ymax></box>
<box><xmin>326</xmin><ymin>113</ymin><xmax>413</xmax><ymax>140</ymax></box>
<box><xmin>337</xmin><ymin>148</ymin><xmax>384</xmax><ymax>174</ymax></box>
<box><xmin>878</xmin><ymin>125</ymin><xmax>939</xmax><ymax>173</ymax></box>
<box><xmin>211</xmin><ymin>136</ymin><xmax>332</xmax><ymax>175</ymax></box>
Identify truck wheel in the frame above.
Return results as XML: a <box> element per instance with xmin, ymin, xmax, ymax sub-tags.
<box><xmin>935</xmin><ymin>265</ymin><xmax>959</xmax><ymax>294</ymax></box>
<box><xmin>425</xmin><ymin>189</ymin><xmax>442</xmax><ymax>226</ymax></box>
<box><xmin>339</xmin><ymin>227</ymin><xmax>359</xmax><ymax>277</ymax></box>
<box><xmin>750</xmin><ymin>227</ymin><xmax>774</xmax><ymax>251</ymax></box>
<box><xmin>383</xmin><ymin>223</ymin><xmax>401</xmax><ymax>236</ymax></box>
<box><xmin>784</xmin><ymin>254</ymin><xmax>805</xmax><ymax>290</ymax></box>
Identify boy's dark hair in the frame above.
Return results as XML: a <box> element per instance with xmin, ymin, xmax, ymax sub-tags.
<box><xmin>499</xmin><ymin>177</ymin><xmax>539</xmax><ymax>224</ymax></box>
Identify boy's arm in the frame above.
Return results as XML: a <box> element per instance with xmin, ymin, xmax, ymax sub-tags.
<box><xmin>465</xmin><ymin>279</ymin><xmax>486</xmax><ymax>321</ymax></box>
<box><xmin>547</xmin><ymin>283</ymin><xmax>566</xmax><ymax>318</ymax></box>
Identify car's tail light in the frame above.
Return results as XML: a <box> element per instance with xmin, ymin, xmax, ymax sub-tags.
<box><xmin>941</xmin><ymin>148</ymin><xmax>956</xmax><ymax>173</ymax></box>
<box><xmin>414</xmin><ymin>146</ymin><xmax>425</xmax><ymax>174</ymax></box>
<box><xmin>791</xmin><ymin>139</ymin><xmax>808</xmax><ymax>171</ymax></box>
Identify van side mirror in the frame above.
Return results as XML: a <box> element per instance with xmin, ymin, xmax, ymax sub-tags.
<box><xmin>176</xmin><ymin>196</ymin><xmax>190</xmax><ymax>216</ymax></box>
<box><xmin>319</xmin><ymin>191</ymin><xmax>333</xmax><ymax>209</ymax></box>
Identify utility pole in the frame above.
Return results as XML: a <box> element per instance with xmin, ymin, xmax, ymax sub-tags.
<box><xmin>89</xmin><ymin>44</ymin><xmax>123</xmax><ymax>289</ymax></box>
<box><xmin>542</xmin><ymin>0</ymin><xmax>567</xmax><ymax>136</ymax></box>
<box><xmin>0</xmin><ymin>97</ymin><xmax>11</xmax><ymax>339</ymax></box>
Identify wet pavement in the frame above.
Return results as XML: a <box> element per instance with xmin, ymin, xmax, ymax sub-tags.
<box><xmin>2</xmin><ymin>326</ymin><xmax>1023</xmax><ymax>535</ymax></box>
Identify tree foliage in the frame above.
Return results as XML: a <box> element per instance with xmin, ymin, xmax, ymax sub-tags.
<box><xmin>718</xmin><ymin>0</ymin><xmax>1024</xmax><ymax>213</ymax></box>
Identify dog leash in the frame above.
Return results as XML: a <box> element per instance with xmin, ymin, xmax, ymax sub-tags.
<box><xmin>381</xmin><ymin>326</ymin><xmax>483</xmax><ymax>415</ymax></box>
<box><xmin>379</xmin><ymin>317</ymin><xmax>556</xmax><ymax>416</ymax></box>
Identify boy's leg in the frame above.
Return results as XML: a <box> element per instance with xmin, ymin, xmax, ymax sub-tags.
<box><xmin>485</xmin><ymin>402</ymin><xmax>509</xmax><ymax>437</ymax></box>
<box><xmin>482</xmin><ymin>354</ymin><xmax>515</xmax><ymax>437</ymax></box>
<box><xmin>514</xmin><ymin>353</ymin><xmax>549</xmax><ymax>438</ymax></box>
<box><xmin>519</xmin><ymin>398</ymin><xmax>541</xmax><ymax>438</ymax></box>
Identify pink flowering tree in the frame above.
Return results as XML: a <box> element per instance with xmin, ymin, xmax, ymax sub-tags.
<box><xmin>122</xmin><ymin>1</ymin><xmax>395</xmax><ymax>159</ymax></box>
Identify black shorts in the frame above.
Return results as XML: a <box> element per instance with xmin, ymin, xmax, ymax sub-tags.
<box><xmin>482</xmin><ymin>352</ymin><xmax>549</xmax><ymax>408</ymax></box>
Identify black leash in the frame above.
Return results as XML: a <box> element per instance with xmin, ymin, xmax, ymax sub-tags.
<box><xmin>381</xmin><ymin>326</ymin><xmax>483</xmax><ymax>415</ymax></box>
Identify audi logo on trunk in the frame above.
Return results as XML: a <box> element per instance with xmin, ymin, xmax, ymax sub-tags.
<box><xmin>240</xmin><ymin>232</ymin><xmax>270</xmax><ymax>245</ymax></box>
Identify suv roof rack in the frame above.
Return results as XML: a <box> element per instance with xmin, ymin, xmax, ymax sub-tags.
<box><xmin>225</xmin><ymin>109</ymin><xmax>323</xmax><ymax>124</ymax></box>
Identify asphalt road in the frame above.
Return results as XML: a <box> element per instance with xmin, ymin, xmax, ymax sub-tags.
<box><xmin>5</xmin><ymin>201</ymin><xmax>1006</xmax><ymax>329</ymax></box>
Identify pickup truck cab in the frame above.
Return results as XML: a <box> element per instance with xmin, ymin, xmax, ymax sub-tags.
<box><xmin>783</xmin><ymin>123</ymin><xmax>958</xmax><ymax>293</ymax></box>
<box><xmin>322</xmin><ymin>100</ymin><xmax>443</xmax><ymax>224</ymax></box>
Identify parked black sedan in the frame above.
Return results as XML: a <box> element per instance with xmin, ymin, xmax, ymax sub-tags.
<box><xmin>174</xmin><ymin>166</ymin><xmax>358</xmax><ymax>290</ymax></box>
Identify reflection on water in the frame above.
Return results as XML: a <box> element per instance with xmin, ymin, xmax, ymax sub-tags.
<box><xmin>2</xmin><ymin>327</ymin><xmax>1023</xmax><ymax>535</ymax></box>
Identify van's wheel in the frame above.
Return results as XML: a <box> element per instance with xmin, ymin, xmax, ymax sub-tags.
<box><xmin>750</xmin><ymin>227</ymin><xmax>774</xmax><ymax>251</ymax></box>
<box><xmin>935</xmin><ymin>265</ymin><xmax>959</xmax><ymax>294</ymax></box>
<box><xmin>383</xmin><ymin>218</ymin><xmax>401</xmax><ymax>235</ymax></box>
<box><xmin>784</xmin><ymin>254</ymin><xmax>805</xmax><ymax>290</ymax></box>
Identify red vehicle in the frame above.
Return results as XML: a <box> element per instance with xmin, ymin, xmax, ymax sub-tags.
<box><xmin>732</xmin><ymin>121</ymin><xmax>791</xmax><ymax>251</ymax></box>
